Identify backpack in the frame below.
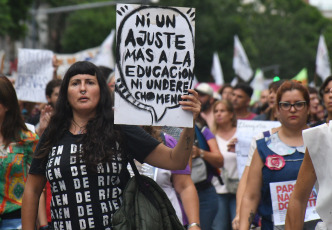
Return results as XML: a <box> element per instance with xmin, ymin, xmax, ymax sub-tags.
<box><xmin>112</xmin><ymin>156</ymin><xmax>185</xmax><ymax>230</ymax></box>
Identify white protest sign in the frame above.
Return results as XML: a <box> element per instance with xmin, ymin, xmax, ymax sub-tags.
<box><xmin>236</xmin><ymin>120</ymin><xmax>280</xmax><ymax>178</ymax></box>
<box><xmin>55</xmin><ymin>47</ymin><xmax>99</xmax><ymax>78</ymax></box>
<box><xmin>270</xmin><ymin>180</ymin><xmax>320</xmax><ymax>226</ymax></box>
<box><xmin>114</xmin><ymin>4</ymin><xmax>195</xmax><ymax>127</ymax></box>
<box><xmin>16</xmin><ymin>49</ymin><xmax>54</xmax><ymax>103</ymax></box>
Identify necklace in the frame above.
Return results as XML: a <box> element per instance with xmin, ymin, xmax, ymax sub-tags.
<box><xmin>72</xmin><ymin>119</ymin><xmax>86</xmax><ymax>134</ymax></box>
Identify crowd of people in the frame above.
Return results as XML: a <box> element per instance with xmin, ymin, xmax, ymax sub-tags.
<box><xmin>1</xmin><ymin>57</ymin><xmax>332</xmax><ymax>230</ymax></box>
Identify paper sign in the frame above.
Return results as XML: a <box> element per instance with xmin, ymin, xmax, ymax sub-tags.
<box><xmin>114</xmin><ymin>4</ymin><xmax>195</xmax><ymax>127</ymax></box>
<box><xmin>127</xmin><ymin>160</ymin><xmax>157</xmax><ymax>180</ymax></box>
<box><xmin>15</xmin><ymin>49</ymin><xmax>54</xmax><ymax>103</ymax></box>
<box><xmin>236</xmin><ymin>120</ymin><xmax>280</xmax><ymax>178</ymax></box>
<box><xmin>270</xmin><ymin>180</ymin><xmax>320</xmax><ymax>226</ymax></box>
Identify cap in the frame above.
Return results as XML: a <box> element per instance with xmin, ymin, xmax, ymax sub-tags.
<box><xmin>195</xmin><ymin>83</ymin><xmax>214</xmax><ymax>97</ymax></box>
<box><xmin>213</xmin><ymin>92</ymin><xmax>221</xmax><ymax>100</ymax></box>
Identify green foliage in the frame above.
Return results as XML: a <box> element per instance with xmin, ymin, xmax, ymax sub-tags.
<box><xmin>40</xmin><ymin>0</ymin><xmax>332</xmax><ymax>84</ymax></box>
<box><xmin>0</xmin><ymin>0</ymin><xmax>33</xmax><ymax>39</ymax></box>
<box><xmin>61</xmin><ymin>7</ymin><xmax>116</xmax><ymax>53</ymax></box>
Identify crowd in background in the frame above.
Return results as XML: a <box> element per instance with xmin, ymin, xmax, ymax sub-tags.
<box><xmin>1</xmin><ymin>57</ymin><xmax>332</xmax><ymax>230</ymax></box>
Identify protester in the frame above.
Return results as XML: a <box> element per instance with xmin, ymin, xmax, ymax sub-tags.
<box><xmin>239</xmin><ymin>80</ymin><xmax>315</xmax><ymax>229</ymax></box>
<box><xmin>211</xmin><ymin>100</ymin><xmax>238</xmax><ymax>230</ymax></box>
<box><xmin>195</xmin><ymin>82</ymin><xmax>216</xmax><ymax>129</ymax></box>
<box><xmin>307</xmin><ymin>86</ymin><xmax>320</xmax><ymax>125</ymax></box>
<box><xmin>285</xmin><ymin>76</ymin><xmax>332</xmax><ymax>229</ymax></box>
<box><xmin>232</xmin><ymin>83</ymin><xmax>257</xmax><ymax>120</ymax></box>
<box><xmin>218</xmin><ymin>84</ymin><xmax>233</xmax><ymax>101</ymax></box>
<box><xmin>142</xmin><ymin>126</ymin><xmax>200</xmax><ymax>230</ymax></box>
<box><xmin>253</xmin><ymin>80</ymin><xmax>284</xmax><ymax>121</ymax></box>
<box><xmin>192</xmin><ymin>110</ymin><xmax>223</xmax><ymax>230</ymax></box>
<box><xmin>311</xmin><ymin>76</ymin><xmax>332</xmax><ymax>127</ymax></box>
<box><xmin>0</xmin><ymin>75</ymin><xmax>42</xmax><ymax>229</ymax></box>
<box><xmin>21</xmin><ymin>61</ymin><xmax>200</xmax><ymax>229</ymax></box>
<box><xmin>316</xmin><ymin>104</ymin><xmax>326</xmax><ymax>121</ymax></box>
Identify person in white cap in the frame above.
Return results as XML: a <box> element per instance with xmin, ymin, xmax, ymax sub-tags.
<box><xmin>195</xmin><ymin>83</ymin><xmax>216</xmax><ymax>129</ymax></box>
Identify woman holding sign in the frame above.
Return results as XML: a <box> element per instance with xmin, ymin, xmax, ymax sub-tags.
<box><xmin>21</xmin><ymin>61</ymin><xmax>201</xmax><ymax>230</ymax></box>
<box><xmin>239</xmin><ymin>80</ymin><xmax>318</xmax><ymax>230</ymax></box>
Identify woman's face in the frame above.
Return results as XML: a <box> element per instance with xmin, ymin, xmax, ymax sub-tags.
<box><xmin>214</xmin><ymin>102</ymin><xmax>233</xmax><ymax>126</ymax></box>
<box><xmin>67</xmin><ymin>74</ymin><xmax>100</xmax><ymax>117</ymax></box>
<box><xmin>323</xmin><ymin>80</ymin><xmax>332</xmax><ymax>115</ymax></box>
<box><xmin>268</xmin><ymin>89</ymin><xmax>277</xmax><ymax>109</ymax></box>
<box><xmin>277</xmin><ymin>89</ymin><xmax>308</xmax><ymax>128</ymax></box>
<box><xmin>309</xmin><ymin>93</ymin><xmax>319</xmax><ymax>115</ymax></box>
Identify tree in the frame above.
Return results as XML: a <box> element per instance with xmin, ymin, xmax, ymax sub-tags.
<box><xmin>0</xmin><ymin>0</ymin><xmax>33</xmax><ymax>39</ymax></box>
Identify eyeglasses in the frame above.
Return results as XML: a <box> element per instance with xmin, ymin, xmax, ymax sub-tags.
<box><xmin>278</xmin><ymin>101</ymin><xmax>307</xmax><ymax>111</ymax></box>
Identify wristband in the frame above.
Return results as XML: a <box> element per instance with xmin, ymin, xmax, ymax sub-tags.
<box><xmin>188</xmin><ymin>222</ymin><xmax>200</xmax><ymax>229</ymax></box>
<box><xmin>199</xmin><ymin>149</ymin><xmax>205</xmax><ymax>158</ymax></box>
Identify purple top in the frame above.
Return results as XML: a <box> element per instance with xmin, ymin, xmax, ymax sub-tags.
<box><xmin>201</xmin><ymin>126</ymin><xmax>215</xmax><ymax>141</ymax></box>
<box><xmin>164</xmin><ymin>134</ymin><xmax>191</xmax><ymax>174</ymax></box>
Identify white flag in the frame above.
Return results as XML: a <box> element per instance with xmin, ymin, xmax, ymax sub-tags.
<box><xmin>211</xmin><ymin>52</ymin><xmax>224</xmax><ymax>85</ymax></box>
<box><xmin>230</xmin><ymin>77</ymin><xmax>238</xmax><ymax>87</ymax></box>
<box><xmin>233</xmin><ymin>35</ymin><xmax>253</xmax><ymax>81</ymax></box>
<box><xmin>92</xmin><ymin>29</ymin><xmax>115</xmax><ymax>68</ymax></box>
<box><xmin>316</xmin><ymin>34</ymin><xmax>331</xmax><ymax>81</ymax></box>
<box><xmin>250</xmin><ymin>69</ymin><xmax>265</xmax><ymax>103</ymax></box>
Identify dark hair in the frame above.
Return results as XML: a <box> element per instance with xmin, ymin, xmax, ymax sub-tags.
<box><xmin>233</xmin><ymin>82</ymin><xmax>253</xmax><ymax>98</ymax></box>
<box><xmin>0</xmin><ymin>75</ymin><xmax>27</xmax><ymax>147</ymax></box>
<box><xmin>307</xmin><ymin>86</ymin><xmax>318</xmax><ymax>95</ymax></box>
<box><xmin>269</xmin><ymin>80</ymin><xmax>285</xmax><ymax>92</ymax></box>
<box><xmin>36</xmin><ymin>61</ymin><xmax>122</xmax><ymax>169</ymax></box>
<box><xmin>45</xmin><ymin>79</ymin><xmax>62</xmax><ymax>98</ymax></box>
<box><xmin>218</xmin><ymin>84</ymin><xmax>233</xmax><ymax>95</ymax></box>
<box><xmin>212</xmin><ymin>100</ymin><xmax>237</xmax><ymax>133</ymax></box>
<box><xmin>319</xmin><ymin>75</ymin><xmax>332</xmax><ymax>98</ymax></box>
<box><xmin>276</xmin><ymin>80</ymin><xmax>310</xmax><ymax>109</ymax></box>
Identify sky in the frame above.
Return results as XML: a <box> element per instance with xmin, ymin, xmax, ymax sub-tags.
<box><xmin>310</xmin><ymin>0</ymin><xmax>332</xmax><ymax>9</ymax></box>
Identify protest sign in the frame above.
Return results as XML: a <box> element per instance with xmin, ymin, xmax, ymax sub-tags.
<box><xmin>16</xmin><ymin>49</ymin><xmax>54</xmax><ymax>103</ymax></box>
<box><xmin>270</xmin><ymin>180</ymin><xmax>320</xmax><ymax>225</ymax></box>
<box><xmin>55</xmin><ymin>47</ymin><xmax>99</xmax><ymax>78</ymax></box>
<box><xmin>114</xmin><ymin>4</ymin><xmax>195</xmax><ymax>127</ymax></box>
<box><xmin>236</xmin><ymin>120</ymin><xmax>280</xmax><ymax>178</ymax></box>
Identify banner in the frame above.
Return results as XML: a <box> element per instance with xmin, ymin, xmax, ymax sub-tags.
<box><xmin>114</xmin><ymin>4</ymin><xmax>195</xmax><ymax>127</ymax></box>
<box><xmin>270</xmin><ymin>180</ymin><xmax>319</xmax><ymax>226</ymax></box>
<box><xmin>56</xmin><ymin>47</ymin><xmax>99</xmax><ymax>78</ymax></box>
<box><xmin>250</xmin><ymin>69</ymin><xmax>265</xmax><ymax>103</ymax></box>
<box><xmin>316</xmin><ymin>34</ymin><xmax>331</xmax><ymax>81</ymax></box>
<box><xmin>236</xmin><ymin>120</ymin><xmax>280</xmax><ymax>178</ymax></box>
<box><xmin>233</xmin><ymin>35</ymin><xmax>253</xmax><ymax>82</ymax></box>
<box><xmin>15</xmin><ymin>49</ymin><xmax>54</xmax><ymax>103</ymax></box>
<box><xmin>211</xmin><ymin>52</ymin><xmax>224</xmax><ymax>86</ymax></box>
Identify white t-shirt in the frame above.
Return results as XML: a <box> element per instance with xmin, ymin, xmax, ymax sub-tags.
<box><xmin>303</xmin><ymin>121</ymin><xmax>332</xmax><ymax>230</ymax></box>
<box><xmin>212</xmin><ymin>133</ymin><xmax>238</xmax><ymax>194</ymax></box>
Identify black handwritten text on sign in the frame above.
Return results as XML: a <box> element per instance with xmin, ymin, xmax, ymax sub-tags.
<box><xmin>116</xmin><ymin>4</ymin><xmax>195</xmax><ymax>122</ymax></box>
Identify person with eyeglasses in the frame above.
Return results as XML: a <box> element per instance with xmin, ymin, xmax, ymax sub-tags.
<box><xmin>285</xmin><ymin>75</ymin><xmax>332</xmax><ymax>230</ymax></box>
<box><xmin>239</xmin><ymin>80</ymin><xmax>319</xmax><ymax>230</ymax></box>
